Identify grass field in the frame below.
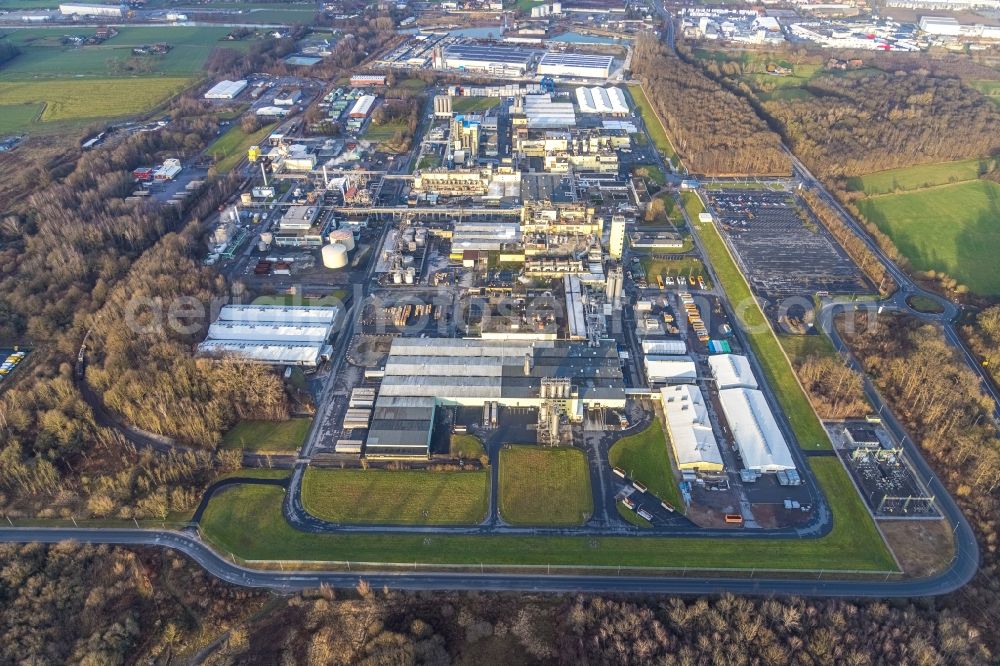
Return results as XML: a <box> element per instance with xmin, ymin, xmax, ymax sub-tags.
<box><xmin>0</xmin><ymin>102</ymin><xmax>40</xmax><ymax>133</ymax></box>
<box><xmin>200</xmin><ymin>458</ymin><xmax>894</xmax><ymax>571</ymax></box>
<box><xmin>847</xmin><ymin>158</ymin><xmax>991</xmax><ymax>195</ymax></box>
<box><xmin>499</xmin><ymin>446</ymin><xmax>592</xmax><ymax>526</ymax></box>
<box><xmin>639</xmin><ymin>256</ymin><xmax>710</xmax><ymax>287</ymax></box>
<box><xmin>206</xmin><ymin>122</ymin><xmax>274</xmax><ymax>173</ymax></box>
<box><xmin>609</xmin><ymin>419</ymin><xmax>683</xmax><ymax>510</ymax></box>
<box><xmin>1</xmin><ymin>27</ymin><xmax>243</xmax><ymax>80</ymax></box>
<box><xmin>251</xmin><ymin>292</ymin><xmax>346</xmax><ymax>306</ymax></box>
<box><xmin>0</xmin><ymin>77</ymin><xmax>188</xmax><ymax>127</ymax></box>
<box><xmin>450</xmin><ymin>434</ymin><xmax>486</xmax><ymax>460</ymax></box>
<box><xmin>451</xmin><ymin>96</ymin><xmax>500</xmax><ymax>114</ymax></box>
<box><xmin>778</xmin><ymin>333</ymin><xmax>838</xmax><ymax>365</ymax></box>
<box><xmin>616</xmin><ymin>501</ymin><xmax>652</xmax><ymax>529</ymax></box>
<box><xmin>695</xmin><ymin>218</ymin><xmax>832</xmax><ymax>451</ymax></box>
<box><xmin>856</xmin><ymin>179</ymin><xmax>1000</xmax><ymax>296</ymax></box>
<box><xmin>220</xmin><ymin>418</ymin><xmax>311</xmax><ymax>452</ymax></box>
<box><xmin>301</xmin><ymin>469</ymin><xmax>489</xmax><ymax>525</ymax></box>
<box><xmin>628</xmin><ymin>84</ymin><xmax>679</xmax><ymax>167</ymax></box>
<box><xmin>681</xmin><ymin>191</ymin><xmax>705</xmax><ymax>220</ymax></box>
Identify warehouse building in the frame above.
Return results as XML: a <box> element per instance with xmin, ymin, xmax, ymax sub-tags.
<box><xmin>717</xmin><ymin>387</ymin><xmax>795</xmax><ymax>473</ymax></box>
<box><xmin>204</xmin><ymin>79</ymin><xmax>248</xmax><ymax>100</ymax></box>
<box><xmin>538</xmin><ymin>52</ymin><xmax>614</xmax><ymax>79</ymax></box>
<box><xmin>518</xmin><ymin>94</ymin><xmax>577</xmax><ymax>128</ymax></box>
<box><xmin>451</xmin><ymin>221</ymin><xmax>521</xmax><ymax>253</ymax></box>
<box><xmin>350</xmin><ymin>74</ymin><xmax>386</xmax><ymax>87</ymax></box>
<box><xmin>575</xmin><ymin>86</ymin><xmax>628</xmax><ymax>114</ymax></box>
<box><xmin>642</xmin><ymin>339</ymin><xmax>687</xmax><ymax>355</ymax></box>
<box><xmin>438</xmin><ymin>43</ymin><xmax>534</xmax><ymax>76</ymax></box>
<box><xmin>660</xmin><ymin>385</ymin><xmax>724</xmax><ymax>472</ymax></box>
<box><xmin>349</xmin><ymin>94</ymin><xmax>376</xmax><ymax>118</ymax></box>
<box><xmin>60</xmin><ymin>2</ymin><xmax>124</xmax><ymax>16</ymax></box>
<box><xmin>708</xmin><ymin>354</ymin><xmax>758</xmax><ymax>390</ymax></box>
<box><xmin>645</xmin><ymin>355</ymin><xmax>697</xmax><ymax>384</ymax></box>
<box><xmin>198</xmin><ymin>305</ymin><xmax>338</xmax><ymax>367</ymax></box>
<box><xmin>365</xmin><ymin>396</ymin><xmax>437</xmax><ymax>458</ymax></box>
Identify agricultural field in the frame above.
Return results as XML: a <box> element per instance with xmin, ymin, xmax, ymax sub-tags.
<box><xmin>206</xmin><ymin>122</ymin><xmax>275</xmax><ymax>173</ymax></box>
<box><xmin>847</xmin><ymin>158</ymin><xmax>992</xmax><ymax>195</ymax></box>
<box><xmin>0</xmin><ymin>26</ymin><xmax>244</xmax><ymax>80</ymax></box>
<box><xmin>0</xmin><ymin>101</ymin><xmax>40</xmax><ymax>134</ymax></box>
<box><xmin>200</xmin><ymin>458</ymin><xmax>894</xmax><ymax>571</ymax></box>
<box><xmin>0</xmin><ymin>77</ymin><xmax>188</xmax><ymax>129</ymax></box>
<box><xmin>499</xmin><ymin>446</ymin><xmax>593</xmax><ymax>526</ymax></box>
<box><xmin>301</xmin><ymin>469</ymin><xmax>489</xmax><ymax>525</ymax></box>
<box><xmin>220</xmin><ymin>418</ymin><xmax>311</xmax><ymax>452</ymax></box>
<box><xmin>609</xmin><ymin>419</ymin><xmax>683</xmax><ymax>510</ymax></box>
<box><xmin>856</xmin><ymin>179</ymin><xmax>1000</xmax><ymax>296</ymax></box>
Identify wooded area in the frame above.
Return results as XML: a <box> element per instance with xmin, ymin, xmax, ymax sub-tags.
<box><xmin>632</xmin><ymin>35</ymin><xmax>790</xmax><ymax>176</ymax></box>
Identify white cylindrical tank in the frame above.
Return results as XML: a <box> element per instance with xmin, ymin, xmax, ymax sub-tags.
<box><xmin>322</xmin><ymin>243</ymin><xmax>349</xmax><ymax>269</ymax></box>
<box><xmin>404</xmin><ymin>267</ymin><xmax>415</xmax><ymax>284</ymax></box>
<box><xmin>328</xmin><ymin>228</ymin><xmax>355</xmax><ymax>251</ymax></box>
<box><xmin>392</xmin><ymin>270</ymin><xmax>403</xmax><ymax>284</ymax></box>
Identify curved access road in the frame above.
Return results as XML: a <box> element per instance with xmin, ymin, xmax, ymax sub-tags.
<box><xmin>0</xmin><ymin>523</ymin><xmax>978</xmax><ymax>596</ymax></box>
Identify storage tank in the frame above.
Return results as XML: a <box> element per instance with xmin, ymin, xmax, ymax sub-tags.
<box><xmin>404</xmin><ymin>268</ymin><xmax>415</xmax><ymax>284</ymax></box>
<box><xmin>321</xmin><ymin>243</ymin><xmax>349</xmax><ymax>269</ymax></box>
<box><xmin>392</xmin><ymin>270</ymin><xmax>403</xmax><ymax>284</ymax></box>
<box><xmin>328</xmin><ymin>228</ymin><xmax>355</xmax><ymax>251</ymax></box>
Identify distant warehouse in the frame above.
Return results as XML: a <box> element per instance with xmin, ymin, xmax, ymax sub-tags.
<box><xmin>204</xmin><ymin>79</ymin><xmax>248</xmax><ymax>100</ymax></box>
<box><xmin>197</xmin><ymin>305</ymin><xmax>339</xmax><ymax>367</ymax></box>
<box><xmin>538</xmin><ymin>52</ymin><xmax>613</xmax><ymax>79</ymax></box>
<box><xmin>60</xmin><ymin>3</ymin><xmax>125</xmax><ymax>16</ymax></box>
<box><xmin>437</xmin><ymin>43</ymin><xmax>534</xmax><ymax>77</ymax></box>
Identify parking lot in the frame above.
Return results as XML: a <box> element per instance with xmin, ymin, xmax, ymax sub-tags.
<box><xmin>707</xmin><ymin>190</ymin><xmax>869</xmax><ymax>301</ymax></box>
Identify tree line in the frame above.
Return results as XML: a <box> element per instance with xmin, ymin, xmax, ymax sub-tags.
<box><xmin>632</xmin><ymin>34</ymin><xmax>790</xmax><ymax>176</ymax></box>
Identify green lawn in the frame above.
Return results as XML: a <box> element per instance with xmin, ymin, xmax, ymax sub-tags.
<box><xmin>251</xmin><ymin>292</ymin><xmax>346</xmax><ymax>306</ymax></box>
<box><xmin>199</xmin><ymin>458</ymin><xmax>895</xmax><ymax>571</ymax></box>
<box><xmin>206</xmin><ymin>122</ymin><xmax>274</xmax><ymax>173</ymax></box>
<box><xmin>451</xmin><ymin>96</ymin><xmax>500</xmax><ymax>114</ymax></box>
<box><xmin>609</xmin><ymin>419</ymin><xmax>683</xmax><ymax>510</ymax></box>
<box><xmin>499</xmin><ymin>446</ymin><xmax>593</xmax><ymax>526</ymax></box>
<box><xmin>778</xmin><ymin>333</ymin><xmax>839</xmax><ymax>365</ymax></box>
<box><xmin>628</xmin><ymin>84</ymin><xmax>679</xmax><ymax>166</ymax></box>
<box><xmin>695</xmin><ymin>218</ymin><xmax>832</xmax><ymax>451</ymax></box>
<box><xmin>634</xmin><ymin>164</ymin><xmax>666</xmax><ymax>186</ymax></box>
<box><xmin>848</xmin><ymin>158</ymin><xmax>991</xmax><ymax>195</ymax></box>
<box><xmin>450</xmin><ymin>434</ymin><xmax>486</xmax><ymax>460</ymax></box>
<box><xmin>221</xmin><ymin>418</ymin><xmax>311</xmax><ymax>452</ymax></box>
<box><xmin>301</xmin><ymin>469</ymin><xmax>489</xmax><ymax>525</ymax></box>
<box><xmin>1</xmin><ymin>26</ymin><xmax>244</xmax><ymax>80</ymax></box>
<box><xmin>856</xmin><ymin>179</ymin><xmax>1000</xmax><ymax>296</ymax></box>
<box><xmin>616</xmin><ymin>501</ymin><xmax>652</xmax><ymax>529</ymax></box>
<box><xmin>681</xmin><ymin>191</ymin><xmax>705</xmax><ymax>220</ymax></box>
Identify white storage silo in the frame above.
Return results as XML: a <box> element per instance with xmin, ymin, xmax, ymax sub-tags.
<box><xmin>321</xmin><ymin>243</ymin><xmax>349</xmax><ymax>269</ymax></box>
<box><xmin>328</xmin><ymin>228</ymin><xmax>355</xmax><ymax>251</ymax></box>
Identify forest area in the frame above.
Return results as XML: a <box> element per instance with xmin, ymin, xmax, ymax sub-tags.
<box><xmin>0</xmin><ymin>38</ymin><xmax>295</xmax><ymax>519</ymax></box>
<box><xmin>0</xmin><ymin>542</ymin><xmax>990</xmax><ymax>664</ymax></box>
<box><xmin>631</xmin><ymin>34</ymin><xmax>790</xmax><ymax>176</ymax></box>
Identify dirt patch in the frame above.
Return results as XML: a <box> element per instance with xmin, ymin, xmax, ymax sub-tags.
<box><xmin>880</xmin><ymin>519</ymin><xmax>955</xmax><ymax>578</ymax></box>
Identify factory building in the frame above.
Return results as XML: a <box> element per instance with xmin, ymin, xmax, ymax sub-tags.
<box><xmin>437</xmin><ymin>44</ymin><xmax>534</xmax><ymax>76</ymax></box>
<box><xmin>708</xmin><ymin>354</ymin><xmax>758</xmax><ymax>390</ymax></box>
<box><xmin>645</xmin><ymin>355</ymin><xmax>697</xmax><ymax>384</ymax></box>
<box><xmin>368</xmin><ymin>338</ymin><xmax>624</xmax><ymax>457</ymax></box>
<box><xmin>204</xmin><ymin>79</ymin><xmax>248</xmax><ymax>100</ymax></box>
<box><xmin>642</xmin><ymin>339</ymin><xmax>687</xmax><ymax>355</ymax></box>
<box><xmin>413</xmin><ymin>167</ymin><xmax>493</xmax><ymax>196</ymax></box>
<box><xmin>564</xmin><ymin>275</ymin><xmax>587</xmax><ymax>340</ymax></box>
<box><xmin>717</xmin><ymin>388</ymin><xmax>795</xmax><ymax>473</ymax></box>
<box><xmin>516</xmin><ymin>94</ymin><xmax>577</xmax><ymax>129</ymax></box>
<box><xmin>450</xmin><ymin>221</ymin><xmax>521</xmax><ymax>254</ymax></box>
<box><xmin>660</xmin><ymin>385</ymin><xmax>724</xmax><ymax>472</ymax></box>
<box><xmin>575</xmin><ymin>86</ymin><xmax>629</xmax><ymax>114</ymax></box>
<box><xmin>350</xmin><ymin>74</ymin><xmax>386</xmax><ymax>87</ymax></box>
<box><xmin>629</xmin><ymin>230</ymin><xmax>684</xmax><ymax>251</ymax></box>
<box><xmin>538</xmin><ymin>52</ymin><xmax>614</xmax><ymax>79</ymax></box>
<box><xmin>59</xmin><ymin>2</ymin><xmax>124</xmax><ymax>16</ymax></box>
<box><xmin>450</xmin><ymin>114</ymin><xmax>482</xmax><ymax>158</ymax></box>
<box><xmin>198</xmin><ymin>305</ymin><xmax>339</xmax><ymax>367</ymax></box>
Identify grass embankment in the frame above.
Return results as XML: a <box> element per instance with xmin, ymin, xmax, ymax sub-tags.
<box><xmin>609</xmin><ymin>419</ymin><xmax>683</xmax><ymax>510</ymax></box>
<box><xmin>206</xmin><ymin>122</ymin><xmax>274</xmax><ymax>173</ymax></box>
<box><xmin>300</xmin><ymin>469</ymin><xmax>489</xmax><ymax>525</ymax></box>
<box><xmin>199</xmin><ymin>458</ymin><xmax>895</xmax><ymax>571</ymax></box>
<box><xmin>498</xmin><ymin>446</ymin><xmax>593</xmax><ymax>526</ymax></box>
<box><xmin>221</xmin><ymin>418</ymin><xmax>311</xmax><ymax>453</ymax></box>
<box><xmin>681</xmin><ymin>191</ymin><xmax>705</xmax><ymax>220</ymax></box>
<box><xmin>628</xmin><ymin>84</ymin><xmax>679</xmax><ymax>167</ymax></box>
<box><xmin>856</xmin><ymin>179</ymin><xmax>1000</xmax><ymax>296</ymax></box>
<box><xmin>778</xmin><ymin>333</ymin><xmax>839</xmax><ymax>365</ymax></box>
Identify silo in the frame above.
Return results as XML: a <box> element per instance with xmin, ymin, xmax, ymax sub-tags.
<box><xmin>404</xmin><ymin>267</ymin><xmax>415</xmax><ymax>284</ymax></box>
<box><xmin>328</xmin><ymin>228</ymin><xmax>355</xmax><ymax>251</ymax></box>
<box><xmin>321</xmin><ymin>243</ymin><xmax>349</xmax><ymax>269</ymax></box>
